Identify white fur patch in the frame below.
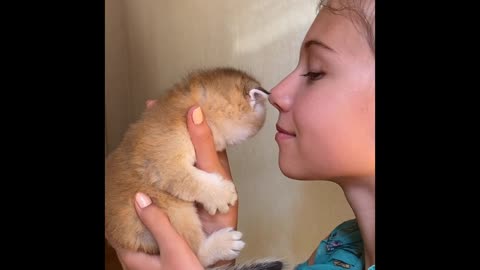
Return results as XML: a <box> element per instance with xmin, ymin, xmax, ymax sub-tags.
<box><xmin>198</xmin><ymin>227</ymin><xmax>245</xmax><ymax>267</ymax></box>
<box><xmin>192</xmin><ymin>169</ymin><xmax>237</xmax><ymax>215</ymax></box>
<box><xmin>192</xmin><ymin>169</ymin><xmax>226</xmax><ymax>189</ymax></box>
<box><xmin>222</xmin><ymin>121</ymin><xmax>255</xmax><ymax>145</ymax></box>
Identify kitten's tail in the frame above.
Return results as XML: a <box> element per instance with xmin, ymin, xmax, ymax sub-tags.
<box><xmin>209</xmin><ymin>258</ymin><xmax>286</xmax><ymax>270</ymax></box>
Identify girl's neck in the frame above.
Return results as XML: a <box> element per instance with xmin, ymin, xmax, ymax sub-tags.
<box><xmin>339</xmin><ymin>176</ymin><xmax>375</xmax><ymax>269</ymax></box>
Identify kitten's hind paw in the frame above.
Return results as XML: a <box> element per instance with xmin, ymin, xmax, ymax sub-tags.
<box><xmin>198</xmin><ymin>227</ymin><xmax>245</xmax><ymax>267</ymax></box>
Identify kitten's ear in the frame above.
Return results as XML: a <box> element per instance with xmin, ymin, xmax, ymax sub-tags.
<box><xmin>146</xmin><ymin>99</ymin><xmax>157</xmax><ymax>109</ymax></box>
<box><xmin>249</xmin><ymin>88</ymin><xmax>270</xmax><ymax>109</ymax></box>
<box><xmin>249</xmin><ymin>88</ymin><xmax>269</xmax><ymax>101</ymax></box>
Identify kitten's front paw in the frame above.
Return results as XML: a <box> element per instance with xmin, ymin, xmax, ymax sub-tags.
<box><xmin>197</xmin><ymin>173</ymin><xmax>237</xmax><ymax>215</ymax></box>
<box><xmin>198</xmin><ymin>227</ymin><xmax>245</xmax><ymax>267</ymax></box>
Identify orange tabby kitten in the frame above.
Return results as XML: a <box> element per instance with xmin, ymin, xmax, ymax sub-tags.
<box><xmin>105</xmin><ymin>68</ymin><xmax>282</xmax><ymax>269</ymax></box>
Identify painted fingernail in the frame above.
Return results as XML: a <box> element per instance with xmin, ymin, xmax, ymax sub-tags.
<box><xmin>192</xmin><ymin>107</ymin><xmax>204</xmax><ymax>125</ymax></box>
<box><xmin>135</xmin><ymin>192</ymin><xmax>152</xmax><ymax>208</ymax></box>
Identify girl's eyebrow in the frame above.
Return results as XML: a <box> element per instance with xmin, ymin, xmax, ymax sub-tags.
<box><xmin>304</xmin><ymin>39</ymin><xmax>336</xmax><ymax>53</ymax></box>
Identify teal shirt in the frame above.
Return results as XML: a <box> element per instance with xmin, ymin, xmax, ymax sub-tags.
<box><xmin>295</xmin><ymin>219</ymin><xmax>375</xmax><ymax>270</ymax></box>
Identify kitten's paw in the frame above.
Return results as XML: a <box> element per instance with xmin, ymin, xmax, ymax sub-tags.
<box><xmin>197</xmin><ymin>172</ymin><xmax>238</xmax><ymax>215</ymax></box>
<box><xmin>198</xmin><ymin>227</ymin><xmax>245</xmax><ymax>267</ymax></box>
<box><xmin>205</xmin><ymin>179</ymin><xmax>237</xmax><ymax>215</ymax></box>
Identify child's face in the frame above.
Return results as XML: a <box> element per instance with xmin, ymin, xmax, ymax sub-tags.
<box><xmin>269</xmin><ymin>7</ymin><xmax>375</xmax><ymax>181</ymax></box>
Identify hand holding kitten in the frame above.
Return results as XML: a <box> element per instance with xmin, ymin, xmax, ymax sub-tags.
<box><xmin>115</xmin><ymin>103</ymin><xmax>239</xmax><ymax>270</ymax></box>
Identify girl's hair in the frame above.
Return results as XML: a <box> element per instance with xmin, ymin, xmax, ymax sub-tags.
<box><xmin>318</xmin><ymin>0</ymin><xmax>375</xmax><ymax>55</ymax></box>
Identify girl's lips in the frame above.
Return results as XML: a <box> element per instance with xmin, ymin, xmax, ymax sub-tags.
<box><xmin>276</xmin><ymin>124</ymin><xmax>296</xmax><ymax>136</ymax></box>
<box><xmin>275</xmin><ymin>124</ymin><xmax>296</xmax><ymax>141</ymax></box>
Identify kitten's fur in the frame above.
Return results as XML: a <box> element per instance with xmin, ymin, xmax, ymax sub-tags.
<box><xmin>105</xmin><ymin>68</ymin><xmax>283</xmax><ymax>269</ymax></box>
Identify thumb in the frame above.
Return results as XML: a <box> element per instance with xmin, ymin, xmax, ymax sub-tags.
<box><xmin>133</xmin><ymin>192</ymin><xmax>172</xmax><ymax>246</ymax></box>
<box><xmin>133</xmin><ymin>193</ymin><xmax>195</xmax><ymax>255</ymax></box>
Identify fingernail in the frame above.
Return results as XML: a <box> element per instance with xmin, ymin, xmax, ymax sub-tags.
<box><xmin>135</xmin><ymin>192</ymin><xmax>152</xmax><ymax>208</ymax></box>
<box><xmin>192</xmin><ymin>107</ymin><xmax>204</xmax><ymax>125</ymax></box>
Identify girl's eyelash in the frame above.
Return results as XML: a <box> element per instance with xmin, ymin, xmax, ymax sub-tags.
<box><xmin>301</xmin><ymin>71</ymin><xmax>325</xmax><ymax>81</ymax></box>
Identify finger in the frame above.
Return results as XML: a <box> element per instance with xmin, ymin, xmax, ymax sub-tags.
<box><xmin>134</xmin><ymin>192</ymin><xmax>181</xmax><ymax>247</ymax></box>
<box><xmin>186</xmin><ymin>106</ymin><xmax>223</xmax><ymax>174</ymax></box>
<box><xmin>217</xmin><ymin>150</ymin><xmax>232</xmax><ymax>177</ymax></box>
<box><xmin>133</xmin><ymin>192</ymin><xmax>204</xmax><ymax>269</ymax></box>
<box><xmin>116</xmin><ymin>248</ymin><xmax>161</xmax><ymax>270</ymax></box>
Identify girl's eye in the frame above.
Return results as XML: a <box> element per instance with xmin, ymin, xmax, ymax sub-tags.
<box><xmin>301</xmin><ymin>71</ymin><xmax>325</xmax><ymax>81</ymax></box>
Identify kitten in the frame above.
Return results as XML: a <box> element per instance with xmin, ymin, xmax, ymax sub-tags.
<box><xmin>105</xmin><ymin>67</ymin><xmax>283</xmax><ymax>269</ymax></box>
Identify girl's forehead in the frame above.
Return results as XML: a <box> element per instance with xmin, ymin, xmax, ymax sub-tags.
<box><xmin>303</xmin><ymin>10</ymin><xmax>371</xmax><ymax>59</ymax></box>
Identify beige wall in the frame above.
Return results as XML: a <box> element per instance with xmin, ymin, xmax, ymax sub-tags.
<box><xmin>105</xmin><ymin>0</ymin><xmax>132</xmax><ymax>152</ymax></box>
<box><xmin>106</xmin><ymin>0</ymin><xmax>354</xmax><ymax>267</ymax></box>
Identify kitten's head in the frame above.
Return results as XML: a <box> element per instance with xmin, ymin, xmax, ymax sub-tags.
<box><xmin>187</xmin><ymin>67</ymin><xmax>269</xmax><ymax>150</ymax></box>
